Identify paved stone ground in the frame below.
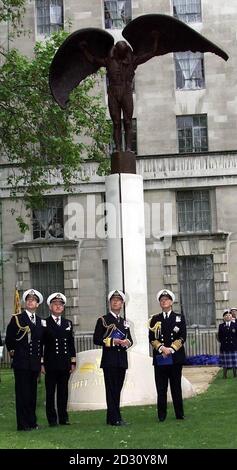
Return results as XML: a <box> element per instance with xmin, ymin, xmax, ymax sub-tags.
<box><xmin>183</xmin><ymin>366</ymin><xmax>220</xmax><ymax>395</ymax></box>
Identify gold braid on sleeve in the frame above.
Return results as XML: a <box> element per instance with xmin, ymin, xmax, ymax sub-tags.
<box><xmin>171</xmin><ymin>338</ymin><xmax>184</xmax><ymax>351</ymax></box>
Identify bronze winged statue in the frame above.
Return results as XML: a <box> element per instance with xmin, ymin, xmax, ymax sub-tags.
<box><xmin>49</xmin><ymin>14</ymin><xmax>228</xmax><ymax>153</ymax></box>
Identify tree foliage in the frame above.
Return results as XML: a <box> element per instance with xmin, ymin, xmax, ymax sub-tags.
<box><xmin>0</xmin><ymin>0</ymin><xmax>25</xmax><ymax>29</ymax></box>
<box><xmin>0</xmin><ymin>29</ymin><xmax>111</xmax><ymax>230</ymax></box>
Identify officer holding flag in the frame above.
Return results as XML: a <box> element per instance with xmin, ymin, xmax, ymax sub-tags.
<box><xmin>93</xmin><ymin>290</ymin><xmax>133</xmax><ymax>426</ymax></box>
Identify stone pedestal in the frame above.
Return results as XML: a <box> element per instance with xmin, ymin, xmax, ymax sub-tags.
<box><xmin>68</xmin><ymin>349</ymin><xmax>196</xmax><ymax>411</ymax></box>
<box><xmin>111</xmin><ymin>150</ymin><xmax>136</xmax><ymax>174</ymax></box>
<box><xmin>105</xmin><ymin>173</ymin><xmax>149</xmax><ymax>354</ymax></box>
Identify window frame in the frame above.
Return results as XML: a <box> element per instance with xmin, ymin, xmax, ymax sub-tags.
<box><xmin>35</xmin><ymin>0</ymin><xmax>64</xmax><ymax>36</ymax></box>
<box><xmin>30</xmin><ymin>261</ymin><xmax>64</xmax><ymax>318</ymax></box>
<box><xmin>104</xmin><ymin>0</ymin><xmax>132</xmax><ymax>29</ymax></box>
<box><xmin>32</xmin><ymin>196</ymin><xmax>64</xmax><ymax>240</ymax></box>
<box><xmin>177</xmin><ymin>189</ymin><xmax>211</xmax><ymax>233</ymax></box>
<box><xmin>172</xmin><ymin>0</ymin><xmax>202</xmax><ymax>24</ymax></box>
<box><xmin>178</xmin><ymin>254</ymin><xmax>215</xmax><ymax>327</ymax></box>
<box><xmin>176</xmin><ymin>114</ymin><xmax>208</xmax><ymax>153</ymax></box>
<box><xmin>174</xmin><ymin>51</ymin><xmax>205</xmax><ymax>90</ymax></box>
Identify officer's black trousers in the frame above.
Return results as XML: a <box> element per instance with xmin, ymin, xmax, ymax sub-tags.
<box><xmin>14</xmin><ymin>369</ymin><xmax>38</xmax><ymax>430</ymax></box>
<box><xmin>103</xmin><ymin>367</ymin><xmax>126</xmax><ymax>425</ymax></box>
<box><xmin>45</xmin><ymin>370</ymin><xmax>70</xmax><ymax>425</ymax></box>
<box><xmin>154</xmin><ymin>364</ymin><xmax>184</xmax><ymax>420</ymax></box>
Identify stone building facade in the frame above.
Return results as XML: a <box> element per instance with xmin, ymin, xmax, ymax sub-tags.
<box><xmin>1</xmin><ymin>0</ymin><xmax>237</xmax><ymax>334</ymax></box>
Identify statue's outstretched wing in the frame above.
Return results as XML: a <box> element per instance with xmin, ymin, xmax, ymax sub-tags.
<box><xmin>49</xmin><ymin>28</ymin><xmax>114</xmax><ymax>108</ymax></box>
<box><xmin>123</xmin><ymin>14</ymin><xmax>228</xmax><ymax>62</ymax></box>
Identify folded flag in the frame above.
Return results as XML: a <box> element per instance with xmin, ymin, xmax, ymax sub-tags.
<box><xmin>156</xmin><ymin>354</ymin><xmax>173</xmax><ymax>366</ymax></box>
<box><xmin>111</xmin><ymin>328</ymin><xmax>126</xmax><ymax>340</ymax></box>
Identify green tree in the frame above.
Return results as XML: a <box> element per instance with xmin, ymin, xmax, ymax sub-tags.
<box><xmin>0</xmin><ymin>0</ymin><xmax>25</xmax><ymax>24</ymax></box>
<box><xmin>0</xmin><ymin>29</ymin><xmax>111</xmax><ymax>231</ymax></box>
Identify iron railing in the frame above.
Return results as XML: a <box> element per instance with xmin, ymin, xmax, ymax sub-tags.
<box><xmin>0</xmin><ymin>328</ymin><xmax>219</xmax><ymax>368</ymax></box>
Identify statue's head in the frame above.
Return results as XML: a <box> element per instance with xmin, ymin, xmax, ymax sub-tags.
<box><xmin>114</xmin><ymin>41</ymin><xmax>131</xmax><ymax>59</ymax></box>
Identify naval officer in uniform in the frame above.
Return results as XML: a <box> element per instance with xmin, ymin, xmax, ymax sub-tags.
<box><xmin>149</xmin><ymin>289</ymin><xmax>186</xmax><ymax>422</ymax></box>
<box><xmin>93</xmin><ymin>290</ymin><xmax>133</xmax><ymax>426</ymax></box>
<box><xmin>41</xmin><ymin>293</ymin><xmax>76</xmax><ymax>426</ymax></box>
<box><xmin>5</xmin><ymin>289</ymin><xmax>44</xmax><ymax>431</ymax></box>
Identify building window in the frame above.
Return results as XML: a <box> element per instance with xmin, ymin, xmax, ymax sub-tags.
<box><xmin>173</xmin><ymin>0</ymin><xmax>202</xmax><ymax>23</ymax></box>
<box><xmin>30</xmin><ymin>262</ymin><xmax>64</xmax><ymax>318</ymax></box>
<box><xmin>177</xmin><ymin>190</ymin><xmax>211</xmax><ymax>232</ymax></box>
<box><xmin>177</xmin><ymin>114</ymin><xmax>208</xmax><ymax>153</ymax></box>
<box><xmin>36</xmin><ymin>0</ymin><xmax>63</xmax><ymax>36</ymax></box>
<box><xmin>109</xmin><ymin>118</ymin><xmax>137</xmax><ymax>154</ymax></box>
<box><xmin>104</xmin><ymin>0</ymin><xmax>131</xmax><ymax>29</ymax></box>
<box><xmin>178</xmin><ymin>255</ymin><xmax>215</xmax><ymax>327</ymax></box>
<box><xmin>32</xmin><ymin>197</ymin><xmax>64</xmax><ymax>240</ymax></box>
<box><xmin>175</xmin><ymin>52</ymin><xmax>205</xmax><ymax>90</ymax></box>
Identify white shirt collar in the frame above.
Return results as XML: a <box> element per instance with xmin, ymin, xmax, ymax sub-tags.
<box><xmin>51</xmin><ymin>314</ymin><xmax>61</xmax><ymax>324</ymax></box>
<box><xmin>26</xmin><ymin>310</ymin><xmax>35</xmax><ymax>318</ymax></box>
<box><xmin>110</xmin><ymin>311</ymin><xmax>120</xmax><ymax>319</ymax></box>
<box><xmin>163</xmin><ymin>310</ymin><xmax>172</xmax><ymax>318</ymax></box>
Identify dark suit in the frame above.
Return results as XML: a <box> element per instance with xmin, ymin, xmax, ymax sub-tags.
<box><xmin>5</xmin><ymin>311</ymin><xmax>43</xmax><ymax>430</ymax></box>
<box><xmin>93</xmin><ymin>312</ymin><xmax>133</xmax><ymax>425</ymax></box>
<box><xmin>149</xmin><ymin>311</ymin><xmax>186</xmax><ymax>421</ymax></box>
<box><xmin>43</xmin><ymin>315</ymin><xmax>76</xmax><ymax>425</ymax></box>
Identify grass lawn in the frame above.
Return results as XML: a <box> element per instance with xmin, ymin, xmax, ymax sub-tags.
<box><xmin>0</xmin><ymin>368</ymin><xmax>237</xmax><ymax>449</ymax></box>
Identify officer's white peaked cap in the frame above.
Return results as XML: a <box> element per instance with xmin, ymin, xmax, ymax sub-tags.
<box><xmin>156</xmin><ymin>289</ymin><xmax>175</xmax><ymax>303</ymax></box>
<box><xmin>108</xmin><ymin>290</ymin><xmax>126</xmax><ymax>302</ymax></box>
<box><xmin>47</xmin><ymin>292</ymin><xmax>66</xmax><ymax>306</ymax></box>
<box><xmin>23</xmin><ymin>289</ymin><xmax>43</xmax><ymax>305</ymax></box>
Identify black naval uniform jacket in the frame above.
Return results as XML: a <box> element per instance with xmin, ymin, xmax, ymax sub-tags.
<box><xmin>5</xmin><ymin>311</ymin><xmax>43</xmax><ymax>371</ymax></box>
<box><xmin>43</xmin><ymin>316</ymin><xmax>76</xmax><ymax>371</ymax></box>
<box><xmin>218</xmin><ymin>322</ymin><xmax>237</xmax><ymax>353</ymax></box>
<box><xmin>149</xmin><ymin>311</ymin><xmax>186</xmax><ymax>365</ymax></box>
<box><xmin>5</xmin><ymin>311</ymin><xmax>44</xmax><ymax>430</ymax></box>
<box><xmin>93</xmin><ymin>313</ymin><xmax>133</xmax><ymax>368</ymax></box>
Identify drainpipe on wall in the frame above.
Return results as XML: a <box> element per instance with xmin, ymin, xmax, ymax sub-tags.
<box><xmin>0</xmin><ymin>200</ymin><xmax>5</xmax><ymax>331</ymax></box>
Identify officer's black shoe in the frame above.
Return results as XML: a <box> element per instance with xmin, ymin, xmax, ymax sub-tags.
<box><xmin>18</xmin><ymin>427</ymin><xmax>32</xmax><ymax>431</ymax></box>
<box><xmin>49</xmin><ymin>423</ymin><xmax>58</xmax><ymax>427</ymax></box>
<box><xmin>31</xmin><ymin>424</ymin><xmax>40</xmax><ymax>429</ymax></box>
<box><xmin>111</xmin><ymin>421</ymin><xmax>122</xmax><ymax>426</ymax></box>
<box><xmin>158</xmin><ymin>417</ymin><xmax>166</xmax><ymax>422</ymax></box>
<box><xmin>59</xmin><ymin>421</ymin><xmax>71</xmax><ymax>425</ymax></box>
<box><xmin>176</xmin><ymin>416</ymin><xmax>184</xmax><ymax>420</ymax></box>
<box><xmin>119</xmin><ymin>420</ymin><xmax>129</xmax><ymax>426</ymax></box>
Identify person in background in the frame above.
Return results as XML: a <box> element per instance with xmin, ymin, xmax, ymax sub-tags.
<box><xmin>218</xmin><ymin>309</ymin><xmax>237</xmax><ymax>378</ymax></box>
<box><xmin>93</xmin><ymin>290</ymin><xmax>133</xmax><ymax>426</ymax></box>
<box><xmin>41</xmin><ymin>293</ymin><xmax>76</xmax><ymax>427</ymax></box>
<box><xmin>230</xmin><ymin>307</ymin><xmax>237</xmax><ymax>323</ymax></box>
<box><xmin>5</xmin><ymin>289</ymin><xmax>44</xmax><ymax>431</ymax></box>
<box><xmin>149</xmin><ymin>289</ymin><xmax>186</xmax><ymax>422</ymax></box>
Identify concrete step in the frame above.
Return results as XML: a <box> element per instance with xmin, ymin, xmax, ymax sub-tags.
<box><xmin>183</xmin><ymin>366</ymin><xmax>220</xmax><ymax>394</ymax></box>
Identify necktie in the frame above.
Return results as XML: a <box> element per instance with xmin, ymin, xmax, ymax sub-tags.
<box><xmin>164</xmin><ymin>313</ymin><xmax>168</xmax><ymax>320</ymax></box>
<box><xmin>30</xmin><ymin>314</ymin><xmax>35</xmax><ymax>324</ymax></box>
<box><xmin>116</xmin><ymin>315</ymin><xmax>120</xmax><ymax>323</ymax></box>
<box><xmin>55</xmin><ymin>317</ymin><xmax>59</xmax><ymax>324</ymax></box>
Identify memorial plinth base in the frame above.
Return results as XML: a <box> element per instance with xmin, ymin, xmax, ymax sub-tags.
<box><xmin>68</xmin><ymin>349</ymin><xmax>196</xmax><ymax>411</ymax></box>
<box><xmin>111</xmin><ymin>150</ymin><xmax>136</xmax><ymax>174</ymax></box>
